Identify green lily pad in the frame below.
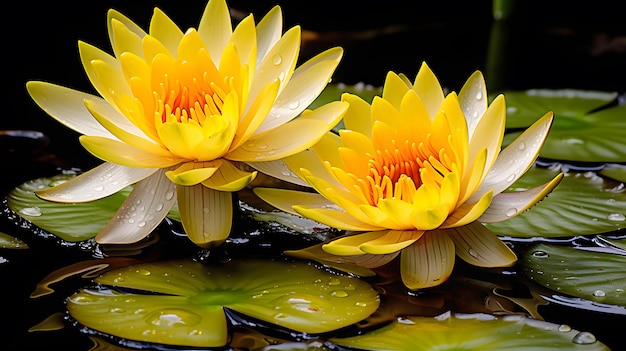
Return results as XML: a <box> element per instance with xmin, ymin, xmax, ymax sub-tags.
<box><xmin>0</xmin><ymin>232</ymin><xmax>29</xmax><ymax>249</ymax></box>
<box><xmin>330</xmin><ymin>312</ymin><xmax>611</xmax><ymax>350</ymax></box>
<box><xmin>7</xmin><ymin>174</ymin><xmax>180</xmax><ymax>242</ymax></box>
<box><xmin>67</xmin><ymin>258</ymin><xmax>380</xmax><ymax>347</ymax></box>
<box><xmin>520</xmin><ymin>243</ymin><xmax>626</xmax><ymax>306</ymax></box>
<box><xmin>502</xmin><ymin>89</ymin><xmax>625</xmax><ymax>162</ymax></box>
<box><xmin>599</xmin><ymin>163</ymin><xmax>626</xmax><ymax>183</ymax></box>
<box><xmin>486</xmin><ymin>166</ymin><xmax>625</xmax><ymax>237</ymax></box>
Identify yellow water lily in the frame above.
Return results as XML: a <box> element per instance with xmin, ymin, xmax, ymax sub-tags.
<box><xmin>253</xmin><ymin>62</ymin><xmax>563</xmax><ymax>290</ymax></box>
<box><xmin>26</xmin><ymin>0</ymin><xmax>347</xmax><ymax>248</ymax></box>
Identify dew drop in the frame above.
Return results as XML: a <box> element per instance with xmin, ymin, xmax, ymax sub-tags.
<box><xmin>592</xmin><ymin>290</ymin><xmax>606</xmax><ymax>297</ymax></box>
<box><xmin>93</xmin><ymin>185</ymin><xmax>105</xmax><ymax>192</ymax></box>
<box><xmin>531</xmin><ymin>250</ymin><xmax>549</xmax><ymax>258</ymax></box>
<box><xmin>148</xmin><ymin>308</ymin><xmax>201</xmax><ymax>327</ymax></box>
<box><xmin>475</xmin><ymin>91</ymin><xmax>483</xmax><ymax>100</ymax></box>
<box><xmin>272</xmin><ymin>54</ymin><xmax>282</xmax><ymax>65</ymax></box>
<box><xmin>331</xmin><ymin>290</ymin><xmax>349</xmax><ymax>298</ymax></box>
<box><xmin>135</xmin><ymin>268</ymin><xmax>151</xmax><ymax>276</ymax></box>
<box><xmin>572</xmin><ymin>331</ymin><xmax>597</xmax><ymax>345</ymax></box>
<box><xmin>19</xmin><ymin>206</ymin><xmax>42</xmax><ymax>217</ymax></box>
<box><xmin>506</xmin><ymin>173</ymin><xmax>516</xmax><ymax>182</ymax></box>
<box><xmin>137</xmin><ymin>221</ymin><xmax>146</xmax><ymax>228</ymax></box>
<box><xmin>468</xmin><ymin>248</ymin><xmax>478</xmax><ymax>258</ymax></box>
<box><xmin>558</xmin><ymin>324</ymin><xmax>572</xmax><ymax>332</ymax></box>
<box><xmin>155</xmin><ymin>203</ymin><xmax>164</xmax><ymax>211</ymax></box>
<box><xmin>110</xmin><ymin>307</ymin><xmax>125</xmax><ymax>313</ymax></box>
<box><xmin>288</xmin><ymin>100</ymin><xmax>300</xmax><ymax>110</ymax></box>
<box><xmin>189</xmin><ymin>329</ymin><xmax>203</xmax><ymax>336</ymax></box>
<box><xmin>518</xmin><ymin>141</ymin><xmax>526</xmax><ymax>150</ymax></box>
<box><xmin>164</xmin><ymin>191</ymin><xmax>174</xmax><ymax>200</ymax></box>
<box><xmin>505</xmin><ymin>208</ymin><xmax>518</xmax><ymax>217</ymax></box>
<box><xmin>327</xmin><ymin>278</ymin><xmax>341</xmax><ymax>286</ymax></box>
<box><xmin>202</xmin><ymin>207</ymin><xmax>210</xmax><ymax>214</ymax></box>
<box><xmin>607</xmin><ymin>213</ymin><xmax>625</xmax><ymax>221</ymax></box>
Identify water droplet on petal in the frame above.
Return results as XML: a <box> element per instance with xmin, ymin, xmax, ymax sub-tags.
<box><xmin>531</xmin><ymin>250</ymin><xmax>549</xmax><ymax>258</ymax></box>
<box><xmin>505</xmin><ymin>208</ymin><xmax>518</xmax><ymax>217</ymax></box>
<box><xmin>272</xmin><ymin>54</ymin><xmax>282</xmax><ymax>65</ymax></box>
<box><xmin>147</xmin><ymin>308</ymin><xmax>201</xmax><ymax>327</ymax></box>
<box><xmin>135</xmin><ymin>268</ymin><xmax>151</xmax><ymax>276</ymax></box>
<box><xmin>165</xmin><ymin>191</ymin><xmax>174</xmax><ymax>200</ymax></box>
<box><xmin>572</xmin><ymin>331</ymin><xmax>597</xmax><ymax>345</ymax></box>
<box><xmin>94</xmin><ymin>185</ymin><xmax>104</xmax><ymax>192</ymax></box>
<box><xmin>607</xmin><ymin>213</ymin><xmax>625</xmax><ymax>221</ymax></box>
<box><xmin>468</xmin><ymin>248</ymin><xmax>478</xmax><ymax>258</ymax></box>
<box><xmin>288</xmin><ymin>100</ymin><xmax>300</xmax><ymax>110</ymax></box>
<box><xmin>558</xmin><ymin>324</ymin><xmax>572</xmax><ymax>332</ymax></box>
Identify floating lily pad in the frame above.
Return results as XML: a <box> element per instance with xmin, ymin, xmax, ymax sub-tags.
<box><xmin>67</xmin><ymin>258</ymin><xmax>380</xmax><ymax>348</ymax></box>
<box><xmin>520</xmin><ymin>243</ymin><xmax>626</xmax><ymax>307</ymax></box>
<box><xmin>7</xmin><ymin>174</ymin><xmax>180</xmax><ymax>242</ymax></box>
<box><xmin>599</xmin><ymin>163</ymin><xmax>626</xmax><ymax>183</ymax></box>
<box><xmin>330</xmin><ymin>312</ymin><xmax>611</xmax><ymax>350</ymax></box>
<box><xmin>502</xmin><ymin>89</ymin><xmax>625</xmax><ymax>162</ymax></box>
<box><xmin>486</xmin><ymin>166</ymin><xmax>625</xmax><ymax>237</ymax></box>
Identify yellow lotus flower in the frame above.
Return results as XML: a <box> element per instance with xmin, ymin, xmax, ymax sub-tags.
<box><xmin>253</xmin><ymin>62</ymin><xmax>563</xmax><ymax>290</ymax></box>
<box><xmin>26</xmin><ymin>0</ymin><xmax>347</xmax><ymax>248</ymax></box>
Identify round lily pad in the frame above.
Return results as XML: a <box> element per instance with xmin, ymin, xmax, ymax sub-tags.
<box><xmin>330</xmin><ymin>312</ymin><xmax>611</xmax><ymax>350</ymax></box>
<box><xmin>520</xmin><ymin>243</ymin><xmax>626</xmax><ymax>307</ymax></box>
<box><xmin>67</xmin><ymin>258</ymin><xmax>380</xmax><ymax>347</ymax></box>
<box><xmin>502</xmin><ymin>89</ymin><xmax>625</xmax><ymax>162</ymax></box>
<box><xmin>486</xmin><ymin>166</ymin><xmax>625</xmax><ymax>238</ymax></box>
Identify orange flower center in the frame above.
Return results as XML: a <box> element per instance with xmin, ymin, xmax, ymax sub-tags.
<box><xmin>360</xmin><ymin>137</ymin><xmax>453</xmax><ymax>206</ymax></box>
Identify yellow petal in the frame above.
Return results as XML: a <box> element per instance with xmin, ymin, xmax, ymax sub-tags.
<box><xmin>285</xmin><ymin>242</ymin><xmax>397</xmax><ymax>273</ymax></box>
<box><xmin>254</xmin><ymin>5</ymin><xmax>282</xmax><ymax>62</ymax></box>
<box><xmin>230</xmin><ymin>80</ymin><xmax>280</xmax><ymax>150</ymax></box>
<box><xmin>197</xmin><ymin>0</ymin><xmax>232</xmax><ymax>64</ymax></box>
<box><xmin>441</xmin><ymin>190</ymin><xmax>493</xmax><ymax>228</ymax></box>
<box><xmin>84</xmin><ymin>99</ymin><xmax>171</xmax><ymax>157</ymax></box>
<box><xmin>201</xmin><ymin>160</ymin><xmax>257</xmax><ymax>191</ymax></box>
<box><xmin>470</xmin><ymin>112</ymin><xmax>554</xmax><ymax>202</ymax></box>
<box><xmin>157</xmin><ymin>122</ymin><xmax>206</xmax><ymax>160</ymax></box>
<box><xmin>80</xmin><ymin>135</ymin><xmax>182</xmax><ymax>168</ymax></box>
<box><xmin>78</xmin><ymin>40</ymin><xmax>132</xmax><ymax>103</ymax></box>
<box><xmin>248</xmin><ymin>26</ymin><xmax>300</xmax><ymax>106</ymax></box>
<box><xmin>400</xmin><ymin>230</ymin><xmax>455</xmax><ymax>290</ymax></box>
<box><xmin>165</xmin><ymin>161</ymin><xmax>222</xmax><ymax>186</ymax></box>
<box><xmin>322</xmin><ymin>231</ymin><xmax>390</xmax><ymax>256</ymax></box>
<box><xmin>412</xmin><ymin>62</ymin><xmax>444</xmax><ymax>118</ymax></box>
<box><xmin>445</xmin><ymin>221</ymin><xmax>517</xmax><ymax>267</ymax></box>
<box><xmin>469</xmin><ymin>94</ymin><xmax>505</xmax><ymax>176</ymax></box>
<box><xmin>26</xmin><ymin>81</ymin><xmax>112</xmax><ymax>137</ymax></box>
<box><xmin>264</xmin><ymin>55</ymin><xmax>344</xmax><ymax>129</ymax></box>
<box><xmin>245</xmin><ymin>159</ymin><xmax>310</xmax><ymax>188</ymax></box>
<box><xmin>95</xmin><ymin>169</ymin><xmax>177</xmax><ymax>244</ymax></box>
<box><xmin>107</xmin><ymin>11</ymin><xmax>146</xmax><ymax>57</ymax></box>
<box><xmin>382</xmin><ymin>71</ymin><xmax>412</xmax><ymax>109</ymax></box>
<box><xmin>227</xmin><ymin>119</ymin><xmax>330</xmax><ymax>161</ymax></box>
<box><xmin>36</xmin><ymin>163</ymin><xmax>157</xmax><ymax>203</ymax></box>
<box><xmin>458</xmin><ymin>70</ymin><xmax>487</xmax><ymax>137</ymax></box>
<box><xmin>359</xmin><ymin>230</ymin><xmax>424</xmax><ymax>254</ymax></box>
<box><xmin>177</xmin><ymin>184</ymin><xmax>233</xmax><ymax>248</ymax></box>
<box><xmin>478</xmin><ymin>173</ymin><xmax>563</xmax><ymax>223</ymax></box>
<box><xmin>294</xmin><ymin>206</ymin><xmax>381</xmax><ymax>232</ymax></box>
<box><xmin>253</xmin><ymin>187</ymin><xmax>332</xmax><ymax>216</ymax></box>
<box><xmin>149</xmin><ymin>8</ymin><xmax>185</xmax><ymax>54</ymax></box>
<box><xmin>341</xmin><ymin>93</ymin><xmax>373</xmax><ymax>136</ymax></box>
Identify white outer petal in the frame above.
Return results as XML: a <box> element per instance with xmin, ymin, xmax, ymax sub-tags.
<box><xmin>254</xmin><ymin>5</ymin><xmax>283</xmax><ymax>66</ymax></box>
<box><xmin>36</xmin><ymin>163</ymin><xmax>158</xmax><ymax>203</ymax></box>
<box><xmin>468</xmin><ymin>112</ymin><xmax>554</xmax><ymax>202</ymax></box>
<box><xmin>26</xmin><ymin>82</ymin><xmax>115</xmax><ymax>138</ymax></box>
<box><xmin>95</xmin><ymin>169</ymin><xmax>177</xmax><ymax>244</ymax></box>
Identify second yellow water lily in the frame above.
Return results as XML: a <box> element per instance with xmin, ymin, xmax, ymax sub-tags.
<box><xmin>26</xmin><ymin>0</ymin><xmax>347</xmax><ymax>248</ymax></box>
<box><xmin>254</xmin><ymin>62</ymin><xmax>563</xmax><ymax>290</ymax></box>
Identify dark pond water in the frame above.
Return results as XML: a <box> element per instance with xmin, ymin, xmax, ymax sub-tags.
<box><xmin>3</xmin><ymin>0</ymin><xmax>625</xmax><ymax>350</ymax></box>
